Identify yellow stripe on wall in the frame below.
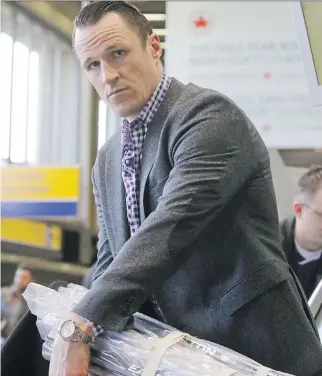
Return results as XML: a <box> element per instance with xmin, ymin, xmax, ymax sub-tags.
<box><xmin>1</xmin><ymin>219</ymin><xmax>62</xmax><ymax>251</ymax></box>
<box><xmin>1</xmin><ymin>166</ymin><xmax>80</xmax><ymax>201</ymax></box>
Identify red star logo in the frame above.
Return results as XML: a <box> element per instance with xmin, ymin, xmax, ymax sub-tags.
<box><xmin>194</xmin><ymin>16</ymin><xmax>208</xmax><ymax>28</ymax></box>
<box><xmin>263</xmin><ymin>72</ymin><xmax>271</xmax><ymax>80</ymax></box>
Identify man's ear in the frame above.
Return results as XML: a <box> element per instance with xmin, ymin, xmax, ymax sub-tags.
<box><xmin>294</xmin><ymin>202</ymin><xmax>302</xmax><ymax>218</ymax></box>
<box><xmin>150</xmin><ymin>33</ymin><xmax>162</xmax><ymax>59</ymax></box>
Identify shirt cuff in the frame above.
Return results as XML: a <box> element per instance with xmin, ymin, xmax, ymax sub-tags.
<box><xmin>88</xmin><ymin>321</ymin><xmax>104</xmax><ymax>337</ymax></box>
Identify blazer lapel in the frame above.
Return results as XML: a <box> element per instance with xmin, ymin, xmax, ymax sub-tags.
<box><xmin>139</xmin><ymin>78</ymin><xmax>184</xmax><ymax>222</ymax></box>
<box><xmin>106</xmin><ymin>132</ymin><xmax>130</xmax><ymax>252</ymax></box>
<box><xmin>139</xmin><ymin>119</ymin><xmax>163</xmax><ymax>222</ymax></box>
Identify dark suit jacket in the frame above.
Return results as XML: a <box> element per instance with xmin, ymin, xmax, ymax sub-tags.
<box><xmin>280</xmin><ymin>216</ymin><xmax>322</xmax><ymax>298</ymax></box>
<box><xmin>74</xmin><ymin>78</ymin><xmax>322</xmax><ymax>374</ymax></box>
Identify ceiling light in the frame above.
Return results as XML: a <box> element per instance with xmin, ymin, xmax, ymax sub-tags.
<box><xmin>144</xmin><ymin>13</ymin><xmax>166</xmax><ymax>21</ymax></box>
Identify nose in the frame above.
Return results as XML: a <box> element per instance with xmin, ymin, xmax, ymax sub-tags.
<box><xmin>101</xmin><ymin>61</ymin><xmax>119</xmax><ymax>85</ymax></box>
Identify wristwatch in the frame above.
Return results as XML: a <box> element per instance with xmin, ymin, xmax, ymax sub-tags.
<box><xmin>58</xmin><ymin>320</ymin><xmax>94</xmax><ymax>344</ymax></box>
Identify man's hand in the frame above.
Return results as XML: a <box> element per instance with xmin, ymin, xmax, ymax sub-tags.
<box><xmin>49</xmin><ymin>314</ymin><xmax>93</xmax><ymax>376</ymax></box>
<box><xmin>49</xmin><ymin>335</ymin><xmax>90</xmax><ymax>376</ymax></box>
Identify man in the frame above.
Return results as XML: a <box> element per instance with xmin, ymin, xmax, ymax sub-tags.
<box><xmin>280</xmin><ymin>166</ymin><xmax>322</xmax><ymax>299</ymax></box>
<box><xmin>49</xmin><ymin>2</ymin><xmax>322</xmax><ymax>375</ymax></box>
<box><xmin>1</xmin><ymin>265</ymin><xmax>32</xmax><ymax>340</ymax></box>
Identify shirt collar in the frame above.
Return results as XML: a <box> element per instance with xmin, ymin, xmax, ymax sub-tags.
<box><xmin>295</xmin><ymin>240</ymin><xmax>322</xmax><ymax>265</ymax></box>
<box><xmin>123</xmin><ymin>72</ymin><xmax>171</xmax><ymax>129</ymax></box>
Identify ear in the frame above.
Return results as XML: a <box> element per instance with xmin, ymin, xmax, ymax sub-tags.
<box><xmin>150</xmin><ymin>33</ymin><xmax>162</xmax><ymax>59</ymax></box>
<box><xmin>294</xmin><ymin>202</ymin><xmax>302</xmax><ymax>218</ymax></box>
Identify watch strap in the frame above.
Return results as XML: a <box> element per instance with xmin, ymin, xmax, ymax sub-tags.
<box><xmin>73</xmin><ymin>326</ymin><xmax>93</xmax><ymax>344</ymax></box>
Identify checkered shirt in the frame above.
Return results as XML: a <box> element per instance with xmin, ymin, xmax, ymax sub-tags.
<box><xmin>122</xmin><ymin>72</ymin><xmax>172</xmax><ymax>235</ymax></box>
<box><xmin>89</xmin><ymin>73</ymin><xmax>172</xmax><ymax>337</ymax></box>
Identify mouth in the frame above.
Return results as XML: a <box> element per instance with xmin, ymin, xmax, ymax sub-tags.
<box><xmin>108</xmin><ymin>88</ymin><xmax>127</xmax><ymax>98</ymax></box>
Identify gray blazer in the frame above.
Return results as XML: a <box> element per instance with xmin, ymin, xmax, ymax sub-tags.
<box><xmin>74</xmin><ymin>79</ymin><xmax>322</xmax><ymax>374</ymax></box>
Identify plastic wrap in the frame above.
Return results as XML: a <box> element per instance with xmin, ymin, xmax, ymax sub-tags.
<box><xmin>23</xmin><ymin>283</ymin><xmax>294</xmax><ymax>376</ymax></box>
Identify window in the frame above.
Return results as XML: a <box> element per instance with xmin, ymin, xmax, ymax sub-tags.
<box><xmin>97</xmin><ymin>99</ymin><xmax>121</xmax><ymax>151</ymax></box>
<box><xmin>26</xmin><ymin>51</ymin><xmax>40</xmax><ymax>163</ymax></box>
<box><xmin>10</xmin><ymin>40</ymin><xmax>30</xmax><ymax>163</ymax></box>
<box><xmin>0</xmin><ymin>33</ymin><xmax>13</xmax><ymax>162</ymax></box>
<box><xmin>97</xmin><ymin>100</ymin><xmax>107</xmax><ymax>151</ymax></box>
<box><xmin>1</xmin><ymin>2</ymin><xmax>81</xmax><ymax>165</ymax></box>
<box><xmin>0</xmin><ymin>32</ymin><xmax>40</xmax><ymax>164</ymax></box>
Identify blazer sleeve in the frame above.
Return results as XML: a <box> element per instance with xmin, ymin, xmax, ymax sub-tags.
<box><xmin>72</xmin><ymin>97</ymin><xmax>261</xmax><ymax>329</ymax></box>
<box><xmin>91</xmin><ymin>163</ymin><xmax>113</xmax><ymax>283</ymax></box>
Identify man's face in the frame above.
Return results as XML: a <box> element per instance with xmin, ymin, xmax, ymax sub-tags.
<box><xmin>296</xmin><ymin>188</ymin><xmax>322</xmax><ymax>249</ymax></box>
<box><xmin>74</xmin><ymin>12</ymin><xmax>162</xmax><ymax>119</ymax></box>
<box><xmin>13</xmin><ymin>268</ymin><xmax>32</xmax><ymax>292</ymax></box>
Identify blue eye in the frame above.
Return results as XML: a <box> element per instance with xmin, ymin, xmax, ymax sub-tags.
<box><xmin>88</xmin><ymin>61</ymin><xmax>100</xmax><ymax>70</ymax></box>
<box><xmin>113</xmin><ymin>50</ymin><xmax>125</xmax><ymax>58</ymax></box>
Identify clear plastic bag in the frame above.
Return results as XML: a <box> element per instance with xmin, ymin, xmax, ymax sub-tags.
<box><xmin>23</xmin><ymin>283</ymin><xmax>294</xmax><ymax>376</ymax></box>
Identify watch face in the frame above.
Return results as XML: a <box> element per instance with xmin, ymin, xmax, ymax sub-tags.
<box><xmin>60</xmin><ymin>320</ymin><xmax>75</xmax><ymax>339</ymax></box>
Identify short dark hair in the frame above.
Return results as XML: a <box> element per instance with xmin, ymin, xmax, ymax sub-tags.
<box><xmin>16</xmin><ymin>264</ymin><xmax>32</xmax><ymax>274</ymax></box>
<box><xmin>298</xmin><ymin>165</ymin><xmax>322</xmax><ymax>199</ymax></box>
<box><xmin>73</xmin><ymin>1</ymin><xmax>153</xmax><ymax>46</ymax></box>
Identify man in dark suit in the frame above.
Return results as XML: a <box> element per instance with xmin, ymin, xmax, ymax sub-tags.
<box><xmin>280</xmin><ymin>166</ymin><xmax>322</xmax><ymax>299</ymax></box>
<box><xmin>1</xmin><ymin>265</ymin><xmax>32</xmax><ymax>341</ymax></box>
<box><xmin>49</xmin><ymin>2</ymin><xmax>322</xmax><ymax>375</ymax></box>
